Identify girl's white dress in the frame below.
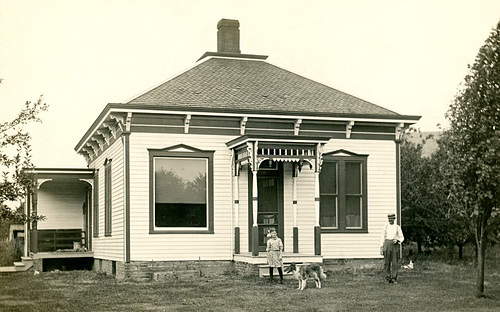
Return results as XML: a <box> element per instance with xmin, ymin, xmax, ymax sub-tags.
<box><xmin>266</xmin><ymin>237</ymin><xmax>283</xmax><ymax>268</ymax></box>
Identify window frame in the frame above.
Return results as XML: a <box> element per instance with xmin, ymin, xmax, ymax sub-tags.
<box><xmin>320</xmin><ymin>150</ymin><xmax>368</xmax><ymax>233</ymax></box>
<box><xmin>149</xmin><ymin>145</ymin><xmax>214</xmax><ymax>234</ymax></box>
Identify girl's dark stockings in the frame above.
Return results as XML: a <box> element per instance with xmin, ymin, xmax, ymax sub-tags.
<box><xmin>269</xmin><ymin>267</ymin><xmax>284</xmax><ymax>283</ymax></box>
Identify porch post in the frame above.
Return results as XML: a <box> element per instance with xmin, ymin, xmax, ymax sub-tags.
<box><xmin>314</xmin><ymin>171</ymin><xmax>321</xmax><ymax>255</ymax></box>
<box><xmin>314</xmin><ymin>143</ymin><xmax>322</xmax><ymax>256</ymax></box>
<box><xmin>234</xmin><ymin>171</ymin><xmax>240</xmax><ymax>254</ymax></box>
<box><xmin>88</xmin><ymin>186</ymin><xmax>93</xmax><ymax>250</ymax></box>
<box><xmin>292</xmin><ymin>163</ymin><xmax>299</xmax><ymax>253</ymax></box>
<box><xmin>31</xmin><ymin>179</ymin><xmax>39</xmax><ymax>254</ymax></box>
<box><xmin>396</xmin><ymin>138</ymin><xmax>403</xmax><ymax>259</ymax></box>
<box><xmin>249</xmin><ymin>141</ymin><xmax>260</xmax><ymax>256</ymax></box>
<box><xmin>25</xmin><ymin>189</ymin><xmax>31</xmax><ymax>257</ymax></box>
<box><xmin>251</xmin><ymin>169</ymin><xmax>259</xmax><ymax>256</ymax></box>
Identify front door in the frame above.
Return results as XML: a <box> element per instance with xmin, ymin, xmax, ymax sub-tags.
<box><xmin>257</xmin><ymin>161</ymin><xmax>284</xmax><ymax>251</ymax></box>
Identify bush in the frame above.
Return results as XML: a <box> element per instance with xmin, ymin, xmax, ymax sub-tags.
<box><xmin>0</xmin><ymin>240</ymin><xmax>16</xmax><ymax>266</ymax></box>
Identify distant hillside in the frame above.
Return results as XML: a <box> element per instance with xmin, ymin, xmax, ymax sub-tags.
<box><xmin>407</xmin><ymin>131</ymin><xmax>440</xmax><ymax>157</ymax></box>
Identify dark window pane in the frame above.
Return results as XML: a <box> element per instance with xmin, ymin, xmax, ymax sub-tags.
<box><xmin>346</xmin><ymin>196</ymin><xmax>361</xmax><ymax>228</ymax></box>
<box><xmin>346</xmin><ymin>162</ymin><xmax>361</xmax><ymax>194</ymax></box>
<box><xmin>320</xmin><ymin>162</ymin><xmax>337</xmax><ymax>195</ymax></box>
<box><xmin>155</xmin><ymin>203</ymin><xmax>207</xmax><ymax>227</ymax></box>
<box><xmin>154</xmin><ymin>158</ymin><xmax>207</xmax><ymax>227</ymax></box>
<box><xmin>258</xmin><ymin>177</ymin><xmax>278</xmax><ymax>212</ymax></box>
<box><xmin>320</xmin><ymin>195</ymin><xmax>337</xmax><ymax>227</ymax></box>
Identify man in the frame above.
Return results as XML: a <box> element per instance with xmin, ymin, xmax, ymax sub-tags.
<box><xmin>380</xmin><ymin>213</ymin><xmax>404</xmax><ymax>283</ymax></box>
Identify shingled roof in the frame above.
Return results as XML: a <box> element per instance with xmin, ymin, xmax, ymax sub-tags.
<box><xmin>126</xmin><ymin>56</ymin><xmax>401</xmax><ymax>118</ymax></box>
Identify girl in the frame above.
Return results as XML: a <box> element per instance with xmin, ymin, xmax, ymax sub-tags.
<box><xmin>266</xmin><ymin>229</ymin><xmax>284</xmax><ymax>283</ymax></box>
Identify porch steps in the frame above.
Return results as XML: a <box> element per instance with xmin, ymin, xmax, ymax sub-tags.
<box><xmin>234</xmin><ymin>252</ymin><xmax>323</xmax><ymax>265</ymax></box>
<box><xmin>258</xmin><ymin>263</ymin><xmax>296</xmax><ymax>278</ymax></box>
<box><xmin>0</xmin><ymin>256</ymin><xmax>33</xmax><ymax>273</ymax></box>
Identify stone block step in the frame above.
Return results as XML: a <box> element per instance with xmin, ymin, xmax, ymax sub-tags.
<box><xmin>0</xmin><ymin>266</ymin><xmax>17</xmax><ymax>273</ymax></box>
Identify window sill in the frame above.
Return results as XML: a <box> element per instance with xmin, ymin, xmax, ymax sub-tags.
<box><xmin>321</xmin><ymin>228</ymin><xmax>368</xmax><ymax>234</ymax></box>
<box><xmin>150</xmin><ymin>229</ymin><xmax>214</xmax><ymax>234</ymax></box>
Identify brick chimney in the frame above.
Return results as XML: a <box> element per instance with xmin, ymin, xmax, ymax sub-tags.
<box><xmin>217</xmin><ymin>19</ymin><xmax>240</xmax><ymax>54</ymax></box>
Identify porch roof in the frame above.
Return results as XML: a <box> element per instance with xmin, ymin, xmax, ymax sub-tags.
<box><xmin>24</xmin><ymin>168</ymin><xmax>94</xmax><ymax>189</ymax></box>
<box><xmin>226</xmin><ymin>134</ymin><xmax>331</xmax><ymax>149</ymax></box>
<box><xmin>227</xmin><ymin>134</ymin><xmax>330</xmax><ymax>172</ymax></box>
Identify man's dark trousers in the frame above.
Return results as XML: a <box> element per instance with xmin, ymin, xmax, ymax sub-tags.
<box><xmin>383</xmin><ymin>239</ymin><xmax>399</xmax><ymax>282</ymax></box>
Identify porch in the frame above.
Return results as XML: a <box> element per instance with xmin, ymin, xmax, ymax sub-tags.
<box><xmin>227</xmin><ymin>134</ymin><xmax>331</xmax><ymax>257</ymax></box>
<box><xmin>24</xmin><ymin>168</ymin><xmax>94</xmax><ymax>257</ymax></box>
<box><xmin>31</xmin><ymin>251</ymin><xmax>94</xmax><ymax>272</ymax></box>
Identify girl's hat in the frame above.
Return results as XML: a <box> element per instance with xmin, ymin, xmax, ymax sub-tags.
<box><xmin>387</xmin><ymin>213</ymin><xmax>396</xmax><ymax>219</ymax></box>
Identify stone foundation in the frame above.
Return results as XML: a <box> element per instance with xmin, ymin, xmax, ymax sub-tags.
<box><xmin>90</xmin><ymin>258</ymin><xmax>384</xmax><ymax>281</ymax></box>
<box><xmin>94</xmin><ymin>258</ymin><xmax>236</xmax><ymax>281</ymax></box>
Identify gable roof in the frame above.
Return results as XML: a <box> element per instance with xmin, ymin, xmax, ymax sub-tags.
<box><xmin>126</xmin><ymin>56</ymin><xmax>403</xmax><ymax>118</ymax></box>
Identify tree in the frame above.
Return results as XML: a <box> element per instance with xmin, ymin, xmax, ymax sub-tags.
<box><xmin>0</xmin><ymin>83</ymin><xmax>48</xmax><ymax>224</ymax></box>
<box><xmin>401</xmin><ymin>130</ymin><xmax>443</xmax><ymax>252</ymax></box>
<box><xmin>443</xmin><ymin>20</ymin><xmax>500</xmax><ymax>297</ymax></box>
<box><xmin>432</xmin><ymin>134</ymin><xmax>475</xmax><ymax>259</ymax></box>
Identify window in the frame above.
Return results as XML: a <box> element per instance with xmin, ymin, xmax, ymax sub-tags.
<box><xmin>104</xmin><ymin>159</ymin><xmax>112</xmax><ymax>236</ymax></box>
<box><xmin>320</xmin><ymin>150</ymin><xmax>367</xmax><ymax>232</ymax></box>
<box><xmin>93</xmin><ymin>170</ymin><xmax>99</xmax><ymax>237</ymax></box>
<box><xmin>149</xmin><ymin>145</ymin><xmax>214</xmax><ymax>234</ymax></box>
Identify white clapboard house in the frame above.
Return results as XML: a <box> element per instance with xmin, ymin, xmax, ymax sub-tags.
<box><xmin>23</xmin><ymin>19</ymin><xmax>419</xmax><ymax>278</ymax></box>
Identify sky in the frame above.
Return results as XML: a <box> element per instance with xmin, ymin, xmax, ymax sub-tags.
<box><xmin>1</xmin><ymin>0</ymin><xmax>499</xmax><ymax>168</ymax></box>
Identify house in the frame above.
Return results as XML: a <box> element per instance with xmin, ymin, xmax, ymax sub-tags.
<box><xmin>24</xmin><ymin>19</ymin><xmax>420</xmax><ymax>278</ymax></box>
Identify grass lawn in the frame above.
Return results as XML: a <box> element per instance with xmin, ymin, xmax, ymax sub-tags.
<box><xmin>1</xmin><ymin>258</ymin><xmax>499</xmax><ymax>312</ymax></box>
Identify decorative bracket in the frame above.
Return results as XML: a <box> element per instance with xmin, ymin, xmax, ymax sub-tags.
<box><xmin>37</xmin><ymin>179</ymin><xmax>52</xmax><ymax>189</ymax></box>
<box><xmin>240</xmin><ymin>117</ymin><xmax>248</xmax><ymax>135</ymax></box>
<box><xmin>91</xmin><ymin>135</ymin><xmax>105</xmax><ymax>151</ymax></box>
<box><xmin>346</xmin><ymin>121</ymin><xmax>355</xmax><ymax>139</ymax></box>
<box><xmin>81</xmin><ymin>147</ymin><xmax>93</xmax><ymax>159</ymax></box>
<box><xmin>315</xmin><ymin>143</ymin><xmax>324</xmax><ymax>173</ymax></box>
<box><xmin>395</xmin><ymin>123</ymin><xmax>405</xmax><ymax>141</ymax></box>
<box><xmin>247</xmin><ymin>141</ymin><xmax>260</xmax><ymax>172</ymax></box>
<box><xmin>184</xmin><ymin>114</ymin><xmax>191</xmax><ymax>134</ymax></box>
<box><xmin>79</xmin><ymin>179</ymin><xmax>94</xmax><ymax>188</ymax></box>
<box><xmin>103</xmin><ymin>121</ymin><xmax>118</xmax><ymax>139</ymax></box>
<box><xmin>87</xmin><ymin>141</ymin><xmax>99</xmax><ymax>154</ymax></box>
<box><xmin>294</xmin><ymin>119</ymin><xmax>302</xmax><ymax>136</ymax></box>
<box><xmin>125</xmin><ymin>112</ymin><xmax>132</xmax><ymax>132</ymax></box>
<box><xmin>96</xmin><ymin>129</ymin><xmax>111</xmax><ymax>145</ymax></box>
<box><xmin>110</xmin><ymin>113</ymin><xmax>125</xmax><ymax>132</ymax></box>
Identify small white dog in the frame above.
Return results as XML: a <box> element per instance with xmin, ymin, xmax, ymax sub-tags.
<box><xmin>285</xmin><ymin>263</ymin><xmax>327</xmax><ymax>290</ymax></box>
<box><xmin>402</xmin><ymin>260</ymin><xmax>414</xmax><ymax>270</ymax></box>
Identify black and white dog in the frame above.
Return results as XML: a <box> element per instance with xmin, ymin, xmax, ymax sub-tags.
<box><xmin>285</xmin><ymin>263</ymin><xmax>327</xmax><ymax>290</ymax></box>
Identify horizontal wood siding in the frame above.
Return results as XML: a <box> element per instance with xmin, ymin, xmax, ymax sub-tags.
<box><xmin>282</xmin><ymin>163</ymin><xmax>296</xmax><ymax>252</ymax></box>
<box><xmin>319</xmin><ymin>139</ymin><xmax>396</xmax><ymax>259</ymax></box>
<box><xmin>37</xmin><ymin>183</ymin><xmax>85</xmax><ymax>230</ymax></box>
<box><xmin>295</xmin><ymin>165</ymin><xmax>316</xmax><ymax>254</ymax></box>
<box><xmin>129</xmin><ymin>133</ymin><xmax>234</xmax><ymax>261</ymax></box>
<box><xmin>89</xmin><ymin>138</ymin><xmax>125</xmax><ymax>261</ymax></box>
